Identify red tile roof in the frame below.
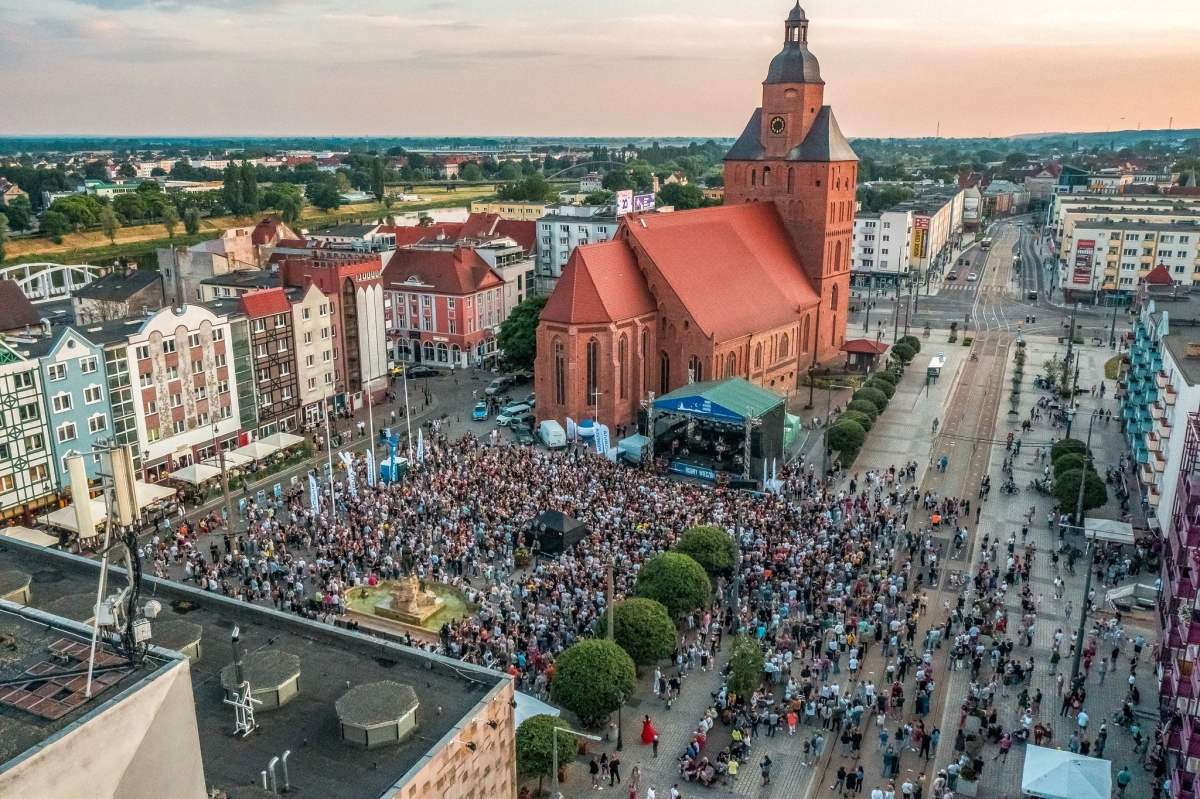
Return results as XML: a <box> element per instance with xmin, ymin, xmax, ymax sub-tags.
<box><xmin>541</xmin><ymin>241</ymin><xmax>655</xmax><ymax>324</ymax></box>
<box><xmin>1143</xmin><ymin>264</ymin><xmax>1174</xmax><ymax>286</ymax></box>
<box><xmin>623</xmin><ymin>203</ymin><xmax>820</xmax><ymax>341</ymax></box>
<box><xmin>494</xmin><ymin>219</ymin><xmax>536</xmax><ymax>255</ymax></box>
<box><xmin>385</xmin><ymin>222</ymin><xmax>465</xmax><ymax>248</ymax></box>
<box><xmin>0</xmin><ymin>280</ymin><xmax>41</xmax><ymax>332</ymax></box>
<box><xmin>381</xmin><ymin>246</ymin><xmax>504</xmax><ymax>296</ymax></box>
<box><xmin>251</xmin><ymin>218</ymin><xmax>291</xmax><ymax>246</ymax></box>
<box><xmin>841</xmin><ymin>339</ymin><xmax>889</xmax><ymax>355</ymax></box>
<box><xmin>239</xmin><ymin>287</ymin><xmax>291</xmax><ymax>318</ymax></box>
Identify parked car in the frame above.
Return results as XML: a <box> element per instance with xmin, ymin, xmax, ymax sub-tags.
<box><xmin>523</xmin><ymin>392</ymin><xmax>536</xmax><ymax>408</ymax></box>
<box><xmin>510</xmin><ymin>369</ymin><xmax>533</xmax><ymax>386</ymax></box>
<box><xmin>539</xmin><ymin>420</ymin><xmax>567</xmax><ymax>449</ymax></box>
<box><xmin>472</xmin><ymin>402</ymin><xmax>489</xmax><ymax>421</ymax></box>
<box><xmin>947</xmin><ymin>270</ymin><xmax>958</xmax><ymax>281</ymax></box>
<box><xmin>511</xmin><ymin>422</ymin><xmax>536</xmax><ymax>446</ymax></box>
<box><xmin>407</xmin><ymin>365</ymin><xmax>440</xmax><ymax>378</ymax></box>
<box><xmin>1027</xmin><ymin>291</ymin><xmax>1038</xmax><ymax>301</ymax></box>
<box><xmin>497</xmin><ymin>402</ymin><xmax>532</xmax><ymax>426</ymax></box>
<box><xmin>967</xmin><ymin>272</ymin><xmax>978</xmax><ymax>282</ymax></box>
<box><xmin>485</xmin><ymin>376</ymin><xmax>512</xmax><ymax>396</ymax></box>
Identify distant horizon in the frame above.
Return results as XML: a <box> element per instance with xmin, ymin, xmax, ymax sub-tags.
<box><xmin>2</xmin><ymin>0</ymin><xmax>1197</xmax><ymax>139</ymax></box>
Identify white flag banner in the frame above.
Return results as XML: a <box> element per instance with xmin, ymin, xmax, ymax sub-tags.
<box><xmin>566</xmin><ymin>418</ymin><xmax>577</xmax><ymax>441</ymax></box>
<box><xmin>346</xmin><ymin>464</ymin><xmax>357</xmax><ymax>498</ymax></box>
<box><xmin>366</xmin><ymin>449</ymin><xmax>376</xmax><ymax>487</ymax></box>
<box><xmin>596</xmin><ymin>424</ymin><xmax>611</xmax><ymax>454</ymax></box>
<box><xmin>308</xmin><ymin>473</ymin><xmax>319</xmax><ymax>511</ymax></box>
<box><xmin>417</xmin><ymin>428</ymin><xmax>425</xmax><ymax>460</ymax></box>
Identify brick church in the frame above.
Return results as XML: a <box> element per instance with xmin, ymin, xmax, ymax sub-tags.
<box><xmin>534</xmin><ymin>4</ymin><xmax>857</xmax><ymax>429</ymax></box>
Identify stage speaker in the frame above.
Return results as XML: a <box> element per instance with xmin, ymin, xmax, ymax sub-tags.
<box><xmin>751</xmin><ymin>428</ymin><xmax>763</xmax><ymax>458</ymax></box>
<box><xmin>729</xmin><ymin>479</ymin><xmax>759</xmax><ymax>491</ymax></box>
<box><xmin>637</xmin><ymin>410</ymin><xmax>649</xmax><ymax>435</ymax></box>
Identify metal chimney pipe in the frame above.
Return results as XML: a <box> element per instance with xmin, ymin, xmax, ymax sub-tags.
<box><xmin>261</xmin><ymin>771</ymin><xmax>268</xmax><ymax>791</ymax></box>
<box><xmin>281</xmin><ymin>750</ymin><xmax>292</xmax><ymax>792</ymax></box>
<box><xmin>231</xmin><ymin>626</ymin><xmax>244</xmax><ymax>686</ymax></box>
<box><xmin>268</xmin><ymin>757</ymin><xmax>280</xmax><ymax>794</ymax></box>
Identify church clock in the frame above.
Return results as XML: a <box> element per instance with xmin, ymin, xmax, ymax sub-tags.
<box><xmin>769</xmin><ymin>115</ymin><xmax>786</xmax><ymax>135</ymax></box>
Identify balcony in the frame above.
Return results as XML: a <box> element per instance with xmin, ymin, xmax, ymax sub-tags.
<box><xmin>1172</xmin><ymin>552</ymin><xmax>1199</xmax><ymax>599</ymax></box>
<box><xmin>1161</xmin><ymin>370</ymin><xmax>1171</xmax><ymax>388</ymax></box>
<box><xmin>1161</xmin><ymin>655</ymin><xmax>1198</xmax><ymax>702</ymax></box>
<box><xmin>1149</xmin><ymin>483</ymin><xmax>1162</xmax><ymax>507</ymax></box>
<box><xmin>1167</xmin><ymin>605</ymin><xmax>1200</xmax><ymax>648</ymax></box>
<box><xmin>1168</xmin><ymin>385</ymin><xmax>1179</xmax><ymax>405</ymax></box>
<box><xmin>1148</xmin><ymin>432</ymin><xmax>1162</xmax><ymax>452</ymax></box>
<box><xmin>1156</xmin><ymin>448</ymin><xmax>1168</xmax><ymax>472</ymax></box>
<box><xmin>1168</xmin><ymin>766</ymin><xmax>1195</xmax><ymax>799</ymax></box>
<box><xmin>1167</xmin><ymin>710</ymin><xmax>1200</xmax><ymax>761</ymax></box>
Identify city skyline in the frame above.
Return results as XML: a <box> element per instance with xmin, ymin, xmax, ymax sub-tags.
<box><xmin>1</xmin><ymin>0</ymin><xmax>1198</xmax><ymax>139</ymax></box>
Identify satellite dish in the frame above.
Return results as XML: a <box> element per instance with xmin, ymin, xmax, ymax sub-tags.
<box><xmin>144</xmin><ymin>599</ymin><xmax>162</xmax><ymax>619</ymax></box>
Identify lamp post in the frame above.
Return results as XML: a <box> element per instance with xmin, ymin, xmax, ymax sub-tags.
<box><xmin>822</xmin><ymin>383</ymin><xmax>853</xmax><ymax>479</ymax></box>
<box><xmin>615</xmin><ymin>690</ymin><xmax>625</xmax><ymax>751</ymax></box>
<box><xmin>863</xmin><ymin>275</ymin><xmax>873</xmax><ymax>333</ymax></box>
<box><xmin>211</xmin><ymin>419</ymin><xmax>233</xmax><ymax>532</ymax></box>
<box><xmin>551</xmin><ymin>726</ymin><xmax>602</xmax><ymax>799</ymax></box>
<box><xmin>1068</xmin><ymin>417</ymin><xmax>1096</xmax><ymax>684</ymax></box>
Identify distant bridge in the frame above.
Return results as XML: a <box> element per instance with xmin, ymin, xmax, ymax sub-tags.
<box><xmin>0</xmin><ymin>262</ymin><xmax>105</xmax><ymax>304</ymax></box>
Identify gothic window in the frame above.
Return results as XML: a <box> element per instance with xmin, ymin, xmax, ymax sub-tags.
<box><xmin>832</xmin><ymin>316</ymin><xmax>838</xmax><ymax>345</ymax></box>
<box><xmin>586</xmin><ymin>338</ymin><xmax>600</xmax><ymax>406</ymax></box>
<box><xmin>754</xmin><ymin>343</ymin><xmax>762</xmax><ymax>369</ymax></box>
<box><xmin>641</xmin><ymin>330</ymin><xmax>649</xmax><ymax>396</ymax></box>
<box><xmin>751</xmin><ymin>169</ymin><xmax>757</xmax><ymax>187</ymax></box>
<box><xmin>762</xmin><ymin>166</ymin><xmax>771</xmax><ymax>187</ymax></box>
<box><xmin>660</xmin><ymin>352</ymin><xmax>671</xmax><ymax>395</ymax></box>
<box><xmin>802</xmin><ymin>316</ymin><xmax>811</xmax><ymax>354</ymax></box>
<box><xmin>726</xmin><ymin>351</ymin><xmax>736</xmax><ymax>377</ymax></box>
<box><xmin>618</xmin><ymin>334</ymin><xmax>628</xmax><ymax>399</ymax></box>
<box><xmin>688</xmin><ymin>355</ymin><xmax>702</xmax><ymax>383</ymax></box>
<box><xmin>554</xmin><ymin>339</ymin><xmax>566</xmax><ymax>405</ymax></box>
<box><xmin>787</xmin><ymin>168</ymin><xmax>795</xmax><ymax>194</ymax></box>
<box><xmin>779</xmin><ymin>333</ymin><xmax>789</xmax><ymax>359</ymax></box>
<box><xmin>831</xmin><ymin>282</ymin><xmax>839</xmax><ymax>311</ymax></box>
<box><xmin>833</xmin><ymin>242</ymin><xmax>843</xmax><ymax>281</ymax></box>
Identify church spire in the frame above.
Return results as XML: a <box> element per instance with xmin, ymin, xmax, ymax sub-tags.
<box><xmin>785</xmin><ymin>3</ymin><xmax>808</xmax><ymax>45</ymax></box>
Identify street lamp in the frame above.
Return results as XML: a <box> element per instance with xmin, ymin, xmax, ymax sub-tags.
<box><xmin>615</xmin><ymin>690</ymin><xmax>625</xmax><ymax>751</ymax></box>
<box><xmin>551</xmin><ymin>725</ymin><xmax>602</xmax><ymax>798</ymax></box>
<box><xmin>822</xmin><ymin>383</ymin><xmax>853</xmax><ymax>479</ymax></box>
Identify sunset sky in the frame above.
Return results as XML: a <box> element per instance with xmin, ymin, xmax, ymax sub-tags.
<box><xmin>1</xmin><ymin>0</ymin><xmax>1197</xmax><ymax>140</ymax></box>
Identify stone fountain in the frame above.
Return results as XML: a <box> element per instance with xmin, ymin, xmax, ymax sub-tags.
<box><xmin>371</xmin><ymin>575</ymin><xmax>444</xmax><ymax>625</ymax></box>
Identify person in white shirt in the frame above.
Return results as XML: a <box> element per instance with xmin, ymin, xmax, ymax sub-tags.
<box><xmin>872</xmin><ymin>788</ymin><xmax>885</xmax><ymax>799</ymax></box>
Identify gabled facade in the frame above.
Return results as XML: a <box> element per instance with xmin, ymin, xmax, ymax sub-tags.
<box><xmin>37</xmin><ymin>328</ymin><xmax>111</xmax><ymax>484</ymax></box>
<box><xmin>0</xmin><ymin>340</ymin><xmax>56</xmax><ymax>520</ymax></box>
<box><xmin>291</xmin><ymin>283</ymin><xmax>336</xmax><ymax>425</ymax></box>
<box><xmin>240</xmin><ymin>288</ymin><xmax>300</xmax><ymax>435</ymax></box>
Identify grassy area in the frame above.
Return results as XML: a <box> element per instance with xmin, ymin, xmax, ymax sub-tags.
<box><xmin>0</xmin><ymin>186</ymin><xmax>490</xmax><ymax>270</ymax></box>
<box><xmin>1104</xmin><ymin>355</ymin><xmax>1123</xmax><ymax>380</ymax></box>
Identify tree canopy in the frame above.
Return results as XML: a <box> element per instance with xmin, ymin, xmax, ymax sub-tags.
<box><xmin>550</xmin><ymin>639</ymin><xmax>636</xmax><ymax>725</ymax></box>
<box><xmin>600</xmin><ymin>598</ymin><xmax>676</xmax><ymax>667</ymax></box>
<box><xmin>726</xmin><ymin>634</ymin><xmax>765</xmax><ymax>697</ymax></box>
<box><xmin>1053</xmin><ymin>468</ymin><xmax>1109</xmax><ymax>513</ymax></box>
<box><xmin>497</xmin><ymin>295</ymin><xmax>547</xmax><ymax>370</ymax></box>
<box><xmin>515</xmin><ymin>714</ymin><xmax>578</xmax><ymax>781</ymax></box>
<box><xmin>676</xmin><ymin>526</ymin><xmax>736</xmax><ymax>576</ymax></box>
<box><xmin>633</xmin><ymin>552</ymin><xmax>710</xmax><ymax>618</ymax></box>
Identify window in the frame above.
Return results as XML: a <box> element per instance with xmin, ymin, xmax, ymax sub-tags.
<box><xmin>24</xmin><ymin>433</ymin><xmax>44</xmax><ymax>451</ymax></box>
<box><xmin>275</xmin><ymin>313</ymin><xmax>287</xmax><ymax>328</ymax></box>
<box><xmin>192</xmin><ymin>359</ymin><xmax>204</xmax><ymax>374</ymax></box>
<box><xmin>257</xmin><ymin>344</ymin><xmax>268</xmax><ymax>358</ymax></box>
<box><xmin>88</xmin><ymin>414</ymin><xmax>107</xmax><ymax>433</ymax></box>
<box><xmin>307</xmin><ymin>378</ymin><xmax>317</xmax><ymax>390</ymax></box>
<box><xmin>280</xmin><ymin>362</ymin><xmax>290</xmax><ymax>376</ymax></box>
<box><xmin>212</xmin><ymin>328</ymin><xmax>224</xmax><ymax>341</ymax></box>
<box><xmin>303</xmin><ymin>308</ymin><xmax>311</xmax><ymax>320</ymax></box>
<box><xmin>447</xmin><ymin>297</ymin><xmax>455</xmax><ymax>309</ymax></box>
<box><xmin>14</xmin><ymin>371</ymin><xmax>33</xmax><ymax>388</ymax></box>
<box><xmin>306</xmin><ymin>354</ymin><xmax>315</xmax><ymax>367</ymax></box>
<box><xmin>196</xmin><ymin>385</ymin><xmax>206</xmax><ymax>400</ymax></box>
<box><xmin>84</xmin><ymin>384</ymin><xmax>103</xmax><ymax>404</ymax></box>
<box><xmin>688</xmin><ymin>354</ymin><xmax>703</xmax><ymax>382</ymax></box>
<box><xmin>304</xmin><ymin>332</ymin><xmax>312</xmax><ymax>344</ymax></box>
<box><xmin>325</xmin><ymin>372</ymin><xmax>334</xmax><ymax>385</ymax></box>
<box><xmin>48</xmin><ymin>363</ymin><xmax>67</xmax><ymax>381</ymax></box>
<box><xmin>145</xmin><ymin>425</ymin><xmax>160</xmax><ymax>442</ymax></box>
<box><xmin>253</xmin><ymin>319</ymin><xmax>267</xmax><ymax>333</ymax></box>
<box><xmin>52</xmin><ymin>393</ymin><xmax>72</xmax><ymax>413</ymax></box>
<box><xmin>146</xmin><ymin>400</ymin><xmax>158</xmax><ymax>414</ymax></box>
<box><xmin>259</xmin><ymin>368</ymin><xmax>270</xmax><ymax>382</ymax></box>
<box><xmin>779</xmin><ymin>333</ymin><xmax>790</xmax><ymax>359</ymax></box>
<box><xmin>0</xmin><ymin>474</ymin><xmax>13</xmax><ymax>492</ymax></box>
<box><xmin>323</xmin><ymin>350</ymin><xmax>332</xmax><ymax>363</ymax></box>
<box><xmin>218</xmin><ymin>380</ymin><xmax>229</xmax><ymax>394</ymax></box>
<box><xmin>449</xmin><ymin>319</ymin><xmax>456</xmax><ymax>334</ymax></box>
<box><xmin>277</xmin><ymin>340</ymin><xmax>288</xmax><ymax>353</ymax></box>
<box><xmin>29</xmin><ymin>464</ymin><xmax>48</xmax><ymax>483</ymax></box>
<box><xmin>162</xmin><ymin>339</ymin><xmax>176</xmax><ymax>354</ymax></box>
<box><xmin>135</xmin><ymin>345</ymin><xmax>150</xmax><ymax>360</ymax></box>
<box><xmin>321</xmin><ymin>327</ymin><xmax>329</xmax><ymax>340</ymax></box>
<box><xmin>139</xmin><ymin>372</ymin><xmax>153</xmax><ymax>388</ymax></box>
<box><xmin>585</xmin><ymin>338</ymin><xmax>600</xmax><ymax>405</ymax></box>
<box><xmin>188</xmin><ymin>333</ymin><xmax>201</xmax><ymax>348</ymax></box>
<box><xmin>214</xmin><ymin>354</ymin><xmax>226</xmax><ymax>367</ymax></box>
<box><xmin>660</xmin><ymin>352</ymin><xmax>671</xmax><ymax>395</ymax></box>
<box><xmin>173</xmin><ymin>420</ymin><xmax>186</xmax><ymax>434</ymax></box>
<box><xmin>57</xmin><ymin>422</ymin><xmax>77</xmax><ymax>443</ymax></box>
<box><xmin>281</xmin><ymin>386</ymin><xmax>293</xmax><ymax>400</ymax></box>
<box><xmin>171</xmin><ymin>393</ymin><xmax>182</xmax><ymax>407</ymax></box>
<box><xmin>197</xmin><ymin>411</ymin><xmax>210</xmax><ymax>426</ymax></box>
<box><xmin>0</xmin><ymin>443</ymin><xmax>7</xmax><ymax>459</ymax></box>
<box><xmin>19</xmin><ymin>403</ymin><xmax>39</xmax><ymax>421</ymax></box>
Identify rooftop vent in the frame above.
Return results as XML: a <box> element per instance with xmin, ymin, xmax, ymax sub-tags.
<box><xmin>336</xmin><ymin>681</ymin><xmax>419</xmax><ymax>749</ymax></box>
<box><xmin>1187</xmin><ymin>342</ymin><xmax>1200</xmax><ymax>359</ymax></box>
<box><xmin>220</xmin><ymin>649</ymin><xmax>301</xmax><ymax>711</ymax></box>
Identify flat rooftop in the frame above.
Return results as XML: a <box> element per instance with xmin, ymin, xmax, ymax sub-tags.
<box><xmin>0</xmin><ymin>602</ymin><xmax>178</xmax><ymax>768</ymax></box>
<box><xmin>0</xmin><ymin>539</ymin><xmax>508</xmax><ymax>799</ymax></box>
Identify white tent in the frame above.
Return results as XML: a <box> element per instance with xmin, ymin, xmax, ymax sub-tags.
<box><xmin>169</xmin><ymin>463</ymin><xmax>221</xmax><ymax>485</ymax></box>
<box><xmin>1</xmin><ymin>525</ymin><xmax>60</xmax><ymax>547</ymax></box>
<box><xmin>1084</xmin><ymin>518</ymin><xmax>1135</xmax><ymax>545</ymax></box>
<box><xmin>513</xmin><ymin>691</ymin><xmax>561</xmax><ymax>728</ymax></box>
<box><xmin>230</xmin><ymin>441</ymin><xmax>279</xmax><ymax>460</ymax></box>
<box><xmin>1021</xmin><ymin>745</ymin><xmax>1111</xmax><ymax>799</ymax></box>
<box><xmin>40</xmin><ymin>499</ymin><xmax>108</xmax><ymax>537</ymax></box>
<box><xmin>135</xmin><ymin>480</ymin><xmax>175</xmax><ymax>508</ymax></box>
<box><xmin>258</xmin><ymin>432</ymin><xmax>304</xmax><ymax>450</ymax></box>
<box><xmin>203</xmin><ymin>451</ymin><xmax>252</xmax><ymax>468</ymax></box>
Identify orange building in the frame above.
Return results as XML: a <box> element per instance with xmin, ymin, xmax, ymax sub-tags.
<box><xmin>534</xmin><ymin>4</ymin><xmax>855</xmax><ymax>430</ymax></box>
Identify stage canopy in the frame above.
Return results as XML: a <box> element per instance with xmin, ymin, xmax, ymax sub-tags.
<box><xmin>1084</xmin><ymin>518</ymin><xmax>1135</xmax><ymax>545</ymax></box>
<box><xmin>514</xmin><ymin>691</ymin><xmax>561</xmax><ymax>728</ymax></box>
<box><xmin>655</xmin><ymin>378</ymin><xmax>783</xmax><ymax>423</ymax></box>
<box><xmin>1021</xmin><ymin>745</ymin><xmax>1111</xmax><ymax>799</ymax></box>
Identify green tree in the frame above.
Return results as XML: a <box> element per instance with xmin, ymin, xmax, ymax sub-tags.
<box><xmin>633</xmin><ymin>552</ymin><xmax>710</xmax><ymax>618</ymax></box>
<box><xmin>827</xmin><ymin>420</ymin><xmax>866</xmax><ymax>459</ymax></box>
<box><xmin>116</xmin><ymin>163</ymin><xmax>137</xmax><ymax>178</ymax></box>
<box><xmin>1054</xmin><ymin>468</ymin><xmax>1108</xmax><ymax>513</ymax></box>
<box><xmin>161</xmin><ymin>204</ymin><xmax>180</xmax><ymax>239</ymax></box>
<box><xmin>1052</xmin><ymin>453</ymin><xmax>1085</xmax><ymax>478</ymax></box>
<box><xmin>222</xmin><ymin>162</ymin><xmax>242</xmax><ymax>215</ymax></box>
<box><xmin>602</xmin><ymin>170</ymin><xmax>634</xmax><ymax>191</ymax></box>
<box><xmin>370</xmin><ymin>157</ymin><xmax>387</xmax><ymax>201</ymax></box>
<box><xmin>599</xmin><ymin>598</ymin><xmax>676</xmax><ymax>668</ymax></box>
<box><xmin>845</xmin><ymin>399</ymin><xmax>879</xmax><ymax>423</ymax></box>
<box><xmin>676</xmin><ymin>526</ymin><xmax>736</xmax><ymax>576</ymax></box>
<box><xmin>497</xmin><ymin>294</ymin><xmax>547</xmax><ymax>370</ymax></box>
<box><xmin>550</xmin><ymin>639</ymin><xmax>635</xmax><ymax>726</ymax></box>
<box><xmin>865</xmin><ymin>378</ymin><xmax>895</xmax><ymax>399</ymax></box>
<box><xmin>1050</xmin><ymin>438</ymin><xmax>1087</xmax><ymax>463</ymax></box>
<box><xmin>726</xmin><ymin>634</ymin><xmax>765</xmax><ymax>696</ymax></box>
<box><xmin>516</xmin><ymin>715</ymin><xmax>578</xmax><ymax>790</ymax></box>
<box><xmin>891</xmin><ymin>342</ymin><xmax>915</xmax><ymax>364</ymax></box>
<box><xmin>2</xmin><ymin>195</ymin><xmax>32</xmax><ymax>230</ymax></box>
<box><xmin>583</xmin><ymin>191</ymin><xmax>614</xmax><ymax>205</ymax></box>
<box><xmin>39</xmin><ymin>209</ymin><xmax>71</xmax><ymax>243</ymax></box>
<box><xmin>852</xmin><ymin>386</ymin><xmax>888</xmax><ymax>413</ymax></box>
<box><xmin>48</xmin><ymin>194</ymin><xmax>102</xmax><ymax>230</ymax></box>
<box><xmin>240</xmin><ymin>161</ymin><xmax>259</xmax><ymax>214</ymax></box>
<box><xmin>308</xmin><ymin>182</ymin><xmax>341</xmax><ymax>211</ymax></box>
<box><xmin>657</xmin><ymin>182</ymin><xmax>718</xmax><ymax>211</ymax></box>
<box><xmin>112</xmin><ymin>193</ymin><xmax>147</xmax><ymax>222</ymax></box>
<box><xmin>459</xmin><ymin>161</ymin><xmax>484</xmax><ymax>182</ymax></box>
<box><xmin>183</xmin><ymin>206</ymin><xmax>202</xmax><ymax>235</ymax></box>
<box><xmin>899</xmin><ymin>335</ymin><xmax>921</xmax><ymax>354</ymax></box>
<box><xmin>496</xmin><ymin>173</ymin><xmax>558</xmax><ymax>203</ymax></box>
<box><xmin>99</xmin><ymin>204</ymin><xmax>120</xmax><ymax>244</ymax></box>
<box><xmin>83</xmin><ymin>160</ymin><xmax>108</xmax><ymax>180</ymax></box>
<box><xmin>839</xmin><ymin>409</ymin><xmax>874</xmax><ymax>432</ymax></box>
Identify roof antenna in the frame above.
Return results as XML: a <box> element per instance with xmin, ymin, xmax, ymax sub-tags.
<box><xmin>225</xmin><ymin>626</ymin><xmax>261</xmax><ymax>737</ymax></box>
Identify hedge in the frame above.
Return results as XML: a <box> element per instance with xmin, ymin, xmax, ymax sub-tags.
<box><xmin>852</xmin><ymin>386</ymin><xmax>888</xmax><ymax>413</ymax></box>
<box><xmin>846</xmin><ymin>399</ymin><xmax>879</xmax><ymax>423</ymax></box>
<box><xmin>839</xmin><ymin>409</ymin><xmax>874</xmax><ymax>432</ymax></box>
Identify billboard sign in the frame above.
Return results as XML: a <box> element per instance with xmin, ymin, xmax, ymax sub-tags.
<box><xmin>615</xmin><ymin>190</ymin><xmax>634</xmax><ymax>216</ymax></box>
<box><xmin>911</xmin><ymin>216</ymin><xmax>931</xmax><ymax>259</ymax></box>
<box><xmin>1073</xmin><ymin>240</ymin><xmax>1095</xmax><ymax>285</ymax></box>
<box><xmin>632</xmin><ymin>193</ymin><xmax>655</xmax><ymax>213</ymax></box>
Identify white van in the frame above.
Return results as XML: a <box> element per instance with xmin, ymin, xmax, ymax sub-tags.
<box><xmin>538</xmin><ymin>420</ymin><xmax>567</xmax><ymax>449</ymax></box>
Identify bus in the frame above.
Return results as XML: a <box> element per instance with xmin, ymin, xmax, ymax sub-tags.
<box><xmin>980</xmin><ymin>237</ymin><xmax>993</xmax><ymax>251</ymax></box>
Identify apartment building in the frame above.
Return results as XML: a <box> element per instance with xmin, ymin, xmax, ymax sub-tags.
<box><xmin>1061</xmin><ymin>220</ymin><xmax>1200</xmax><ymax>302</ymax></box>
<box><xmin>239</xmin><ymin>288</ymin><xmax>301</xmax><ymax>436</ymax></box>
<box><xmin>535</xmin><ymin>205</ymin><xmax>618</xmax><ymax>294</ymax></box>
<box><xmin>291</xmin><ymin>283</ymin><xmax>337</xmax><ymax>426</ymax></box>
<box><xmin>850</xmin><ymin>209</ymin><xmax>913</xmax><ymax>288</ymax></box>
<box><xmin>0</xmin><ymin>339</ymin><xmax>56</xmax><ymax>521</ymax></box>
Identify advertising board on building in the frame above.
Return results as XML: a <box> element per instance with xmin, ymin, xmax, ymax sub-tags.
<box><xmin>615</xmin><ymin>190</ymin><xmax>634</xmax><ymax>216</ymax></box>
<box><xmin>1073</xmin><ymin>240</ymin><xmax>1096</xmax><ymax>285</ymax></box>
<box><xmin>632</xmin><ymin>194</ymin><xmax>655</xmax><ymax>213</ymax></box>
<box><xmin>911</xmin><ymin>216</ymin><xmax>930</xmax><ymax>259</ymax></box>
<box><xmin>669</xmin><ymin>460</ymin><xmax>718</xmax><ymax>482</ymax></box>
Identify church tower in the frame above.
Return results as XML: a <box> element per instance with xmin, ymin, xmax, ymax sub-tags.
<box><xmin>723</xmin><ymin>3</ymin><xmax>857</xmax><ymax>364</ymax></box>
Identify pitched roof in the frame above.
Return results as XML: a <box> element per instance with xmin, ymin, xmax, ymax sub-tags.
<box><xmin>381</xmin><ymin>246</ymin><xmax>504</xmax><ymax>296</ymax></box>
<box><xmin>725</xmin><ymin>106</ymin><xmax>857</xmax><ymax>164</ymax></box>
<box><xmin>656</xmin><ymin>377</ymin><xmax>784</xmax><ymax>421</ymax></box>
<box><xmin>386</xmin><ymin>222</ymin><xmax>465</xmax><ymax>248</ymax></box>
<box><xmin>725</xmin><ymin>109</ymin><xmax>768</xmax><ymax>161</ymax></box>
<box><xmin>623</xmin><ymin>203</ymin><xmax>820</xmax><ymax>341</ymax></box>
<box><xmin>0</xmin><ymin>280</ymin><xmax>42</xmax><ymax>331</ymax></box>
<box><xmin>540</xmin><ymin>241</ymin><xmax>655</xmax><ymax>325</ymax></box>
<box><xmin>239</xmin><ymin>287</ymin><xmax>292</xmax><ymax>318</ymax></box>
<box><xmin>841</xmin><ymin>338</ymin><xmax>890</xmax><ymax>355</ymax></box>
<box><xmin>70</xmin><ymin>269</ymin><xmax>162</xmax><ymax>302</ymax></box>
<box><xmin>1143</xmin><ymin>264</ymin><xmax>1175</xmax><ymax>286</ymax></box>
<box><xmin>458</xmin><ymin>213</ymin><xmax>537</xmax><ymax>255</ymax></box>
<box><xmin>251</xmin><ymin>218</ymin><xmax>294</xmax><ymax>246</ymax></box>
